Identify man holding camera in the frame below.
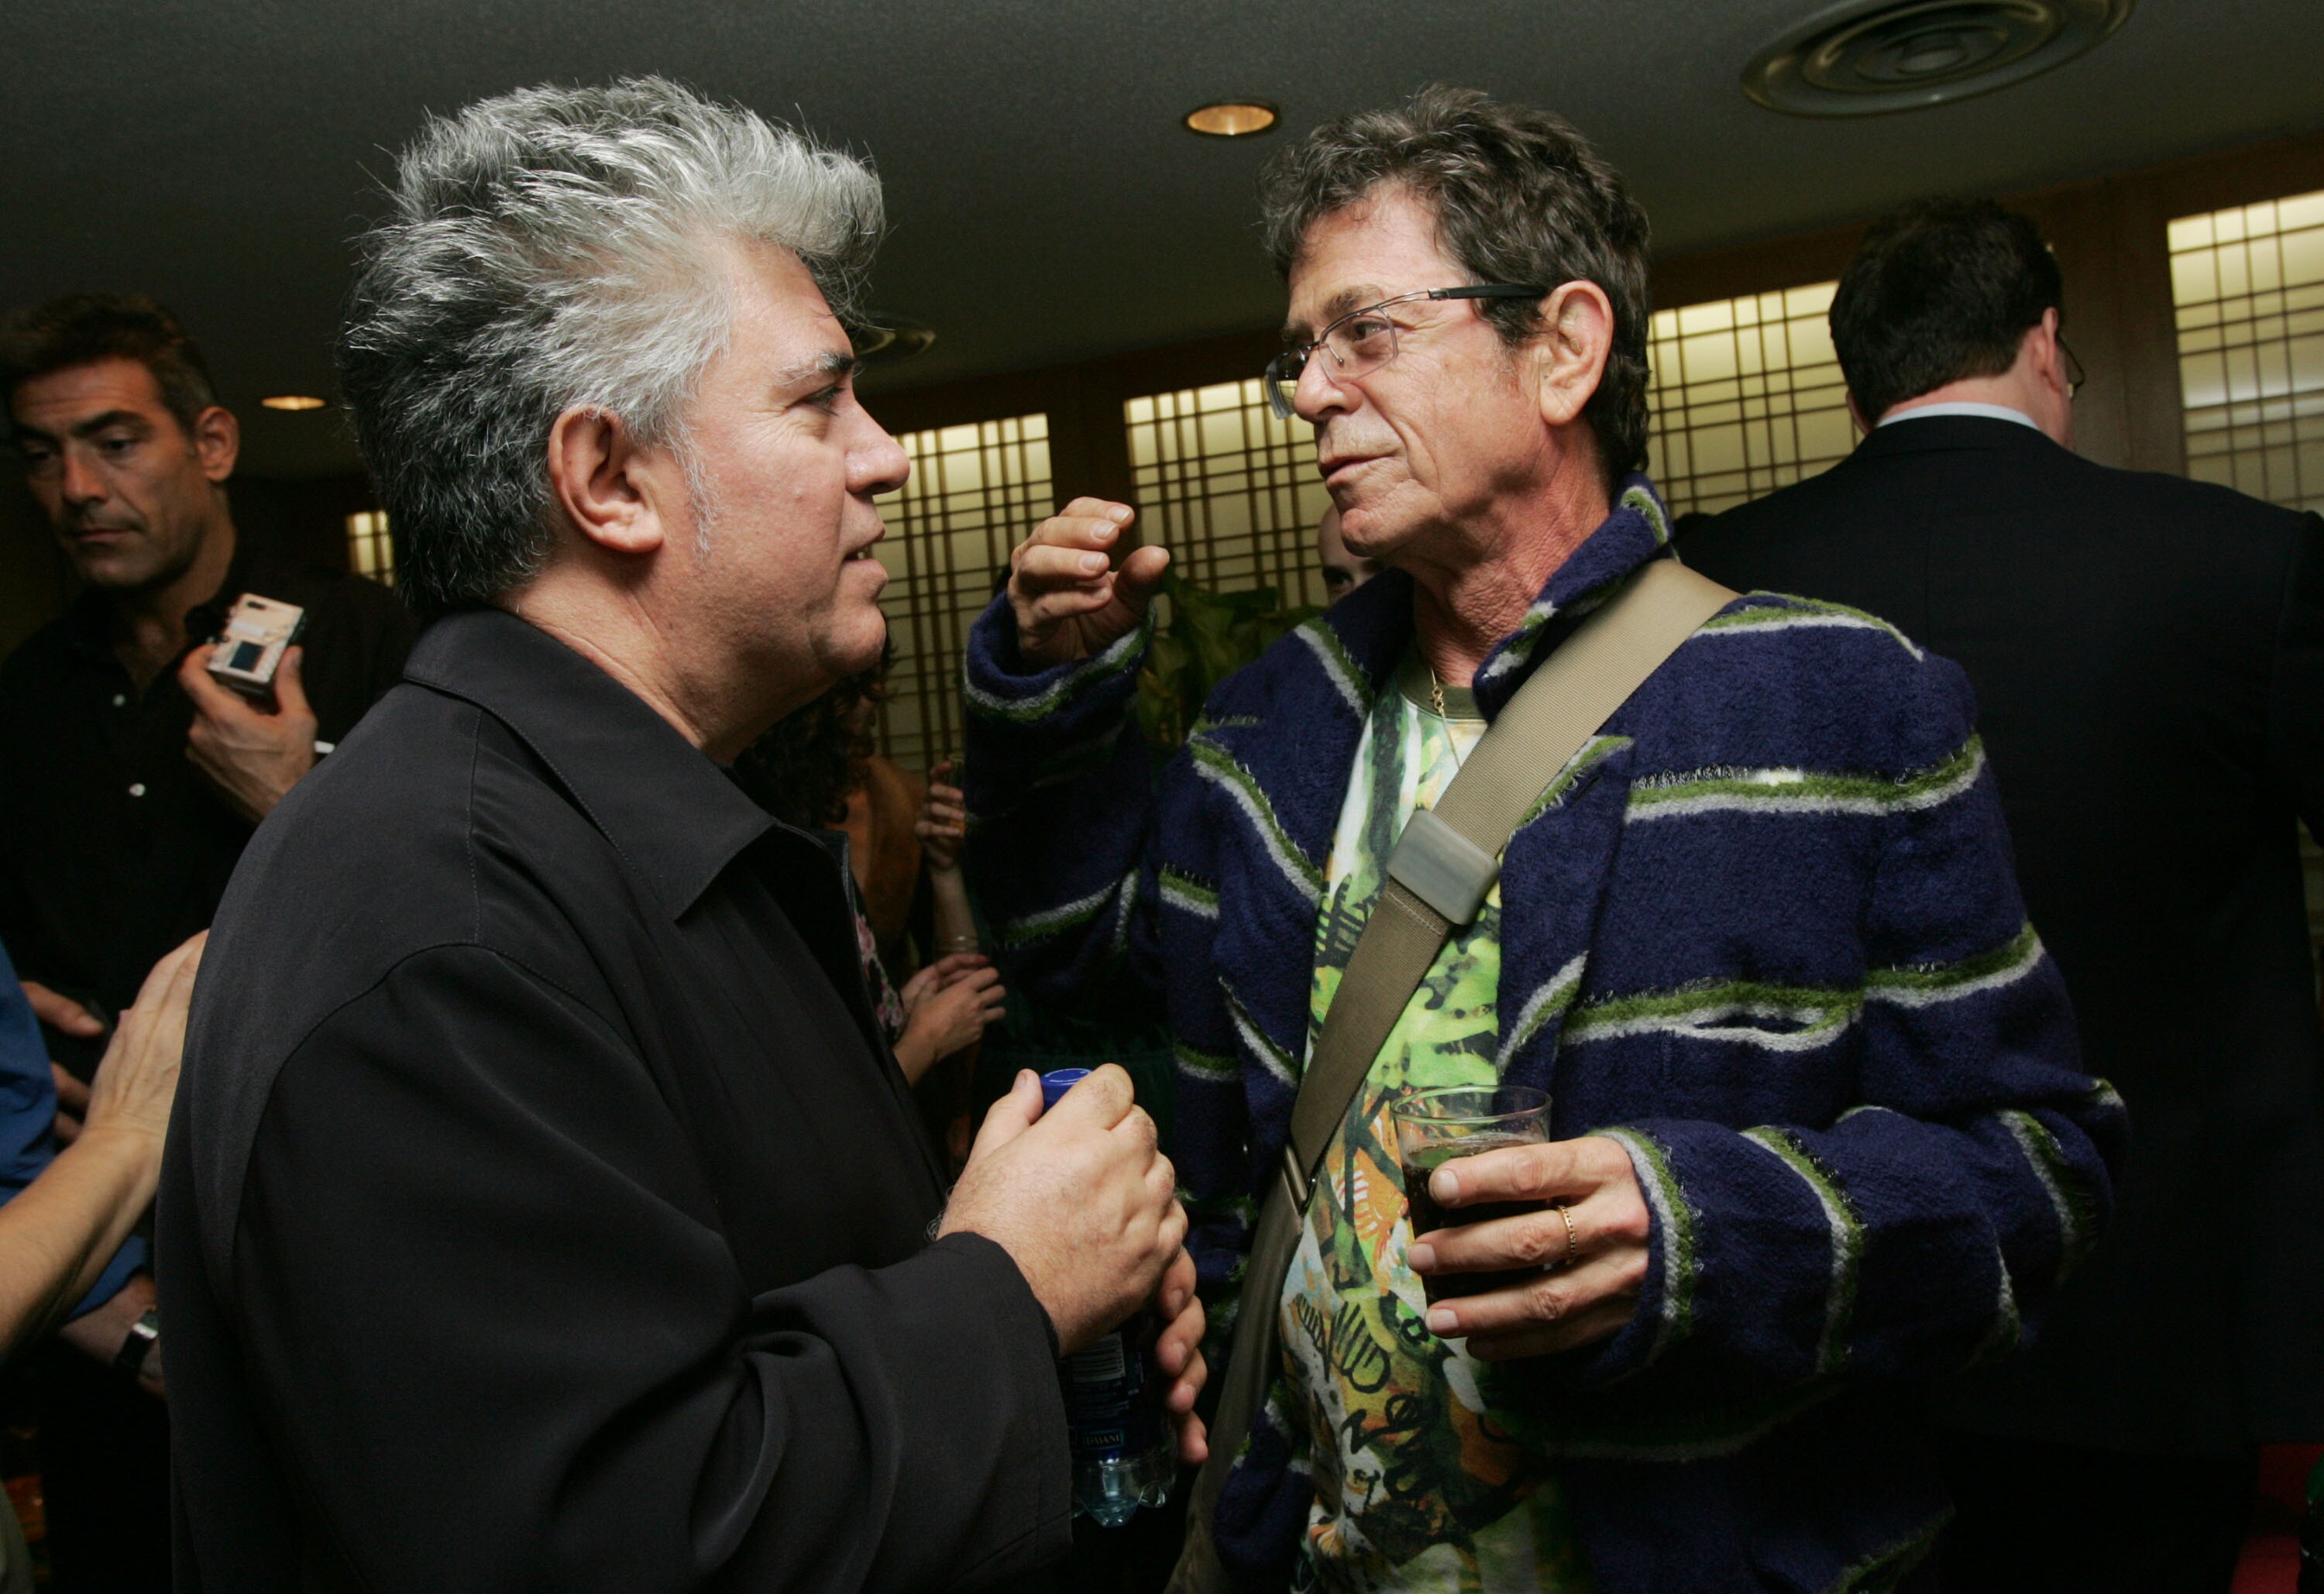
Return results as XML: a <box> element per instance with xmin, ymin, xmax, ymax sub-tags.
<box><xmin>0</xmin><ymin>294</ymin><xmax>411</xmax><ymax>1589</ymax></box>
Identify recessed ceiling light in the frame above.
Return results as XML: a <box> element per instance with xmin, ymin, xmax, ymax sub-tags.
<box><xmin>260</xmin><ymin>394</ymin><xmax>328</xmax><ymax>411</ymax></box>
<box><xmin>1184</xmin><ymin>101</ymin><xmax>1281</xmax><ymax>139</ymax></box>
<box><xmin>1742</xmin><ymin>0</ymin><xmax>2133</xmax><ymax>117</ymax></box>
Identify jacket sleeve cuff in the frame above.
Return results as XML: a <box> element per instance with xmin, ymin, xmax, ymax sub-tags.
<box><xmin>962</xmin><ymin>594</ymin><xmax>1152</xmax><ymax>772</ymax></box>
<box><xmin>1579</xmin><ymin>1121</ymin><xmax>1837</xmax><ymax>1389</ymax></box>
<box><xmin>886</xmin><ymin>1231</ymin><xmax>1074</xmax><ymax>1580</ymax></box>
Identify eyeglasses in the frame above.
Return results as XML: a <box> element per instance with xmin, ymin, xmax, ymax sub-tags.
<box><xmin>1263</xmin><ymin>283</ymin><xmax>1547</xmax><ymax>421</ymax></box>
<box><xmin>2059</xmin><ymin>334</ymin><xmax>2085</xmax><ymax>400</ymax></box>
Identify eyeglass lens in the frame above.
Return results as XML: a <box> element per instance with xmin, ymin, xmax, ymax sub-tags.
<box><xmin>1264</xmin><ymin>285</ymin><xmax>1545</xmax><ymax>421</ymax></box>
<box><xmin>1267</xmin><ymin>307</ymin><xmax>1405</xmax><ymax>420</ymax></box>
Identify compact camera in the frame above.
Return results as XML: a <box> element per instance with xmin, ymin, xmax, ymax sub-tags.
<box><xmin>205</xmin><ymin>593</ymin><xmax>308</xmax><ymax>705</ymax></box>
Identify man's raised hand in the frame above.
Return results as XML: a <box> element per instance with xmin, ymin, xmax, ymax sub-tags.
<box><xmin>1006</xmin><ymin>500</ymin><xmax>1171</xmax><ymax>668</ymax></box>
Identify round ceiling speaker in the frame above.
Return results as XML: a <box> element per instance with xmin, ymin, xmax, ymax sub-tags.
<box><xmin>1742</xmin><ymin>0</ymin><xmax>2133</xmax><ymax>116</ymax></box>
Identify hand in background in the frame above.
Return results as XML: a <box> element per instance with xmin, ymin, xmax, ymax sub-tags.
<box><xmin>20</xmin><ymin>981</ymin><xmax>106</xmax><ymax>1142</ymax></box>
<box><xmin>25</xmin><ymin>933</ymin><xmax>203</xmax><ymax>1381</ymax></box>
<box><xmin>58</xmin><ymin>1273</ymin><xmax>163</xmax><ymax>1398</ymax></box>
<box><xmin>21</xmin><ymin>980</ymin><xmax>104</xmax><ymax>1042</ymax></box>
<box><xmin>940</xmin><ymin>1066</ymin><xmax>1184</xmax><ymax>1352</ymax></box>
<box><xmin>892</xmin><ymin>955</ymin><xmax>1005</xmax><ymax>1084</ymax></box>
<box><xmin>915</xmin><ymin>761</ymin><xmax>968</xmax><ymax>872</ymax></box>
<box><xmin>1006</xmin><ymin>498</ymin><xmax>1170</xmax><ymax>668</ymax></box>
<box><xmin>177</xmin><ymin>643</ymin><xmax>318</xmax><ymax>823</ymax></box>
<box><xmin>82</xmin><ymin>932</ymin><xmax>205</xmax><ymax>1149</ymax></box>
<box><xmin>49</xmin><ymin>1065</ymin><xmax>89</xmax><ymax>1145</ymax></box>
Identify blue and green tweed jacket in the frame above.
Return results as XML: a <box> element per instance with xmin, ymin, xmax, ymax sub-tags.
<box><xmin>961</xmin><ymin>476</ymin><xmax>2125</xmax><ymax>1594</ymax></box>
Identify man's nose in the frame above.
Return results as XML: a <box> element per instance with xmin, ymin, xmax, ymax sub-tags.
<box><xmin>57</xmin><ymin>445</ymin><xmax>107</xmax><ymax>506</ymax></box>
<box><xmin>1293</xmin><ymin>350</ymin><xmax>1353</xmax><ymax>424</ymax></box>
<box><xmin>853</xmin><ymin>417</ymin><xmax>912</xmax><ymax>497</ymax></box>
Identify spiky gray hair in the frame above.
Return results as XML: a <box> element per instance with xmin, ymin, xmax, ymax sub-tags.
<box><xmin>338</xmin><ymin>77</ymin><xmax>884</xmax><ymax>619</ymax></box>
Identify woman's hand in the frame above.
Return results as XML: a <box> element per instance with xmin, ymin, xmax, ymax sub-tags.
<box><xmin>915</xmin><ymin>762</ymin><xmax>968</xmax><ymax>872</ymax></box>
<box><xmin>891</xmin><ymin>957</ymin><xmax>1006</xmax><ymax>1084</ymax></box>
<box><xmin>898</xmin><ymin>952</ymin><xmax>991</xmax><ymax>1016</ymax></box>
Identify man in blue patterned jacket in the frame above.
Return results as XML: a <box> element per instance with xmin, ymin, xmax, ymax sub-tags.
<box><xmin>963</xmin><ymin>87</ymin><xmax>2124</xmax><ymax>1594</ymax></box>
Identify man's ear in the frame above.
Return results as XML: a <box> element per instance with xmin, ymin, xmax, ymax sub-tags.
<box><xmin>1532</xmin><ymin>280</ymin><xmax>1615</xmax><ymax>431</ymax></box>
<box><xmin>2029</xmin><ymin>307</ymin><xmax>2070</xmax><ymax>397</ymax></box>
<box><xmin>546</xmin><ymin>405</ymin><xmax>667</xmax><ymax>557</ymax></box>
<box><xmin>1845</xmin><ymin>392</ymin><xmax>1871</xmax><ymax>435</ymax></box>
<box><xmin>191</xmin><ymin>405</ymin><xmax>239</xmax><ymax>483</ymax></box>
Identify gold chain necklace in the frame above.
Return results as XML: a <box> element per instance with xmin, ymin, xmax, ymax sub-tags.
<box><xmin>1428</xmin><ymin>663</ymin><xmax>1470</xmax><ymax>775</ymax></box>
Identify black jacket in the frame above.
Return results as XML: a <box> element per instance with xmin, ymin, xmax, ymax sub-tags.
<box><xmin>159</xmin><ymin>610</ymin><xmax>1072</xmax><ymax>1591</ymax></box>
<box><xmin>1683</xmin><ymin>414</ymin><xmax>2324</xmax><ymax>1455</ymax></box>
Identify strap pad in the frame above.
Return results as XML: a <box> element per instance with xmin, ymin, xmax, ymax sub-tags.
<box><xmin>1386</xmin><ymin>807</ymin><xmax>1499</xmax><ymax>926</ymax></box>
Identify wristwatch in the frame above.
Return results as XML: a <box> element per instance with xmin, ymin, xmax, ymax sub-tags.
<box><xmin>113</xmin><ymin>1307</ymin><xmax>160</xmax><ymax>1378</ymax></box>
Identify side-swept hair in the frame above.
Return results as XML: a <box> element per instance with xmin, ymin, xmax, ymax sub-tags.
<box><xmin>0</xmin><ymin>293</ymin><xmax>222</xmax><ymax>442</ymax></box>
<box><xmin>1257</xmin><ymin>85</ymin><xmax>1652</xmax><ymax>485</ymax></box>
<box><xmin>1830</xmin><ymin>198</ymin><xmax>2064</xmax><ymax>423</ymax></box>
<box><xmin>339</xmin><ymin>77</ymin><xmax>884</xmax><ymax>620</ymax></box>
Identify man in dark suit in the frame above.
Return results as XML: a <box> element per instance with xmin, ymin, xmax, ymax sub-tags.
<box><xmin>1683</xmin><ymin>198</ymin><xmax>2324</xmax><ymax>1594</ymax></box>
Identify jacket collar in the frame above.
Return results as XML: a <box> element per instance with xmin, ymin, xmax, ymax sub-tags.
<box><xmin>402</xmin><ymin>609</ymin><xmax>775</xmax><ymax>919</ymax></box>
<box><xmin>1852</xmin><ymin>411</ymin><xmax>2068</xmax><ymax>462</ymax></box>
<box><xmin>1312</xmin><ymin>472</ymin><xmax>1678</xmax><ymax>720</ymax></box>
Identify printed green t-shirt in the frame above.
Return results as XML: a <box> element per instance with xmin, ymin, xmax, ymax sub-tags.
<box><xmin>1277</xmin><ymin>651</ymin><xmax>1596</xmax><ymax>1594</ymax></box>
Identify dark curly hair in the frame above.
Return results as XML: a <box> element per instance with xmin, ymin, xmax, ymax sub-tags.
<box><xmin>730</xmin><ymin>643</ymin><xmax>892</xmax><ymax>828</ymax></box>
<box><xmin>1257</xmin><ymin>84</ymin><xmax>1652</xmax><ymax>485</ymax></box>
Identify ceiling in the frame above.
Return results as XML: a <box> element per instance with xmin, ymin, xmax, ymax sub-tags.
<box><xmin>5</xmin><ymin>0</ymin><xmax>2320</xmax><ymax>479</ymax></box>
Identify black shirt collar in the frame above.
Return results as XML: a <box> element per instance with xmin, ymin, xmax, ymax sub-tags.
<box><xmin>402</xmin><ymin>610</ymin><xmax>775</xmax><ymax>919</ymax></box>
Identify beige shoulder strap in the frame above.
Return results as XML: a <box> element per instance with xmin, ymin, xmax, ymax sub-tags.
<box><xmin>1167</xmin><ymin>558</ymin><xmax>1735</xmax><ymax>1594</ymax></box>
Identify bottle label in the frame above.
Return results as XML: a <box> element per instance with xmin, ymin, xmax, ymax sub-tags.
<box><xmin>1061</xmin><ymin>1330</ymin><xmax>1159</xmax><ymax>1462</ymax></box>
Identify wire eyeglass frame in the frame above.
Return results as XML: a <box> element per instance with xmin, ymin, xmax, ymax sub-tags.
<box><xmin>1263</xmin><ymin>283</ymin><xmax>1547</xmax><ymax>421</ymax></box>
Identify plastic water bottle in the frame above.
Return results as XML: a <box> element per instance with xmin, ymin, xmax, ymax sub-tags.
<box><xmin>1040</xmin><ymin>1067</ymin><xmax>1175</xmax><ymax>1526</ymax></box>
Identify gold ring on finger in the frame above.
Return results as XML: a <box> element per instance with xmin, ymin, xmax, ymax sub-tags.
<box><xmin>1555</xmin><ymin>1201</ymin><xmax>1580</xmax><ymax>1270</ymax></box>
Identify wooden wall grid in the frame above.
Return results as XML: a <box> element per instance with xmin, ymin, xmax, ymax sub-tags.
<box><xmin>5</xmin><ymin>127</ymin><xmax>2321</xmax><ymax>659</ymax></box>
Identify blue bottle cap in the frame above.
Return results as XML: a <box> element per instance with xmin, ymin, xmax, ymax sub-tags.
<box><xmin>1040</xmin><ymin>1067</ymin><xmax>1093</xmax><ymax>1110</ymax></box>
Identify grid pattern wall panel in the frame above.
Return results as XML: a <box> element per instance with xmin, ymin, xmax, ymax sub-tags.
<box><xmin>2170</xmin><ymin>189</ymin><xmax>2324</xmax><ymax>514</ymax></box>
<box><xmin>1126</xmin><ymin>378</ymin><xmax>1333</xmax><ymax>612</ymax></box>
<box><xmin>2169</xmin><ymin>190</ymin><xmax>2324</xmax><ymax>974</ymax></box>
<box><xmin>1646</xmin><ymin>282</ymin><xmax>1854</xmax><ymax>518</ymax></box>
<box><xmin>345</xmin><ymin>510</ymin><xmax>394</xmax><ymax>586</ymax></box>
<box><xmin>871</xmin><ymin>414</ymin><xmax>1051</xmax><ymax>775</ymax></box>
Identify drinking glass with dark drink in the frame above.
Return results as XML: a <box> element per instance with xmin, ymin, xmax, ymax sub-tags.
<box><xmin>1391</xmin><ymin>1084</ymin><xmax>1552</xmax><ymax>1305</ymax></box>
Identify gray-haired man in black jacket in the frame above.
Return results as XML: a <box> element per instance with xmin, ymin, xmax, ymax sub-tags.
<box><xmin>160</xmin><ymin>77</ymin><xmax>1208</xmax><ymax>1594</ymax></box>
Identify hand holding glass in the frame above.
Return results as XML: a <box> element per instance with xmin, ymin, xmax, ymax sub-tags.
<box><xmin>1391</xmin><ymin>1084</ymin><xmax>1551</xmax><ymax>1304</ymax></box>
